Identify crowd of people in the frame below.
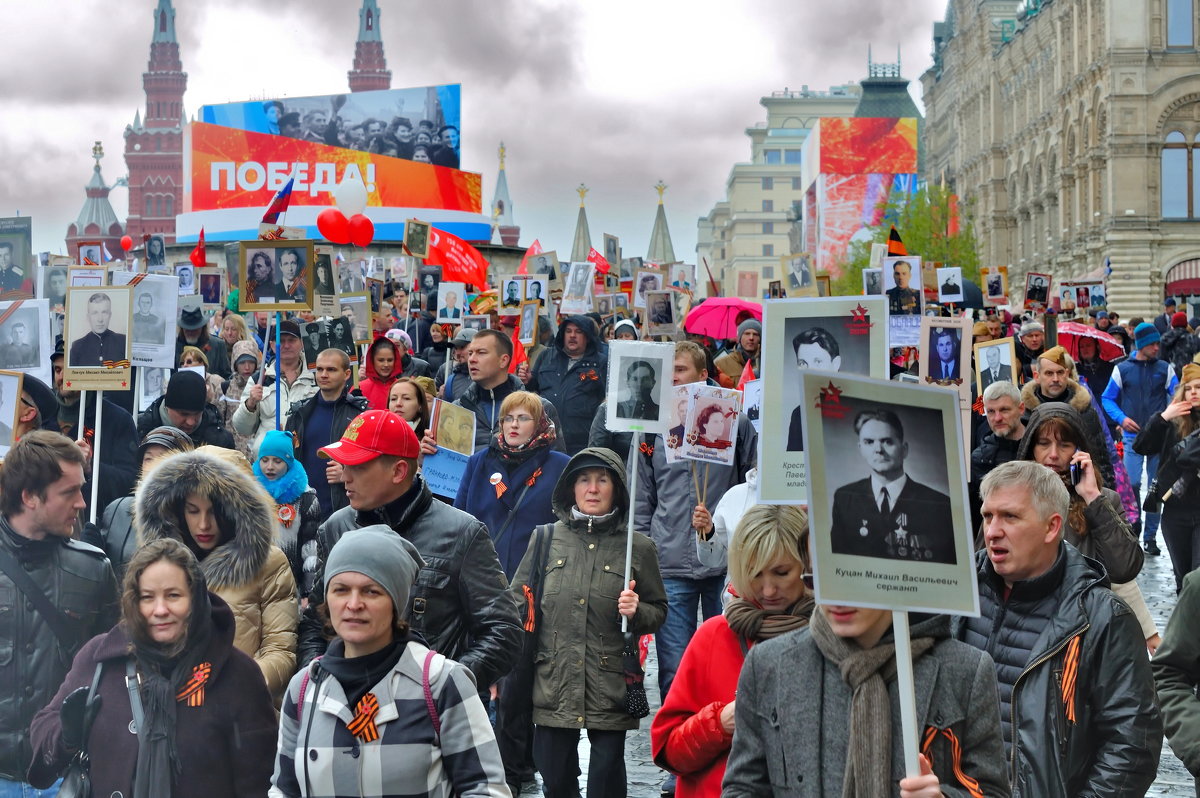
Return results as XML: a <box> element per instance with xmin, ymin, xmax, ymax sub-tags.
<box><xmin>0</xmin><ymin>281</ymin><xmax>1198</xmax><ymax>798</ymax></box>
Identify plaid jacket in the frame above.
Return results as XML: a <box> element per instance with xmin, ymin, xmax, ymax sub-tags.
<box><xmin>269</xmin><ymin>641</ymin><xmax>510</xmax><ymax>798</ymax></box>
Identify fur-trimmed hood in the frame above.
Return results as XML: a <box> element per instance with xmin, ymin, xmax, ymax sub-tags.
<box><xmin>135</xmin><ymin>449</ymin><xmax>277</xmax><ymax>589</ymax></box>
<box><xmin>1021</xmin><ymin>376</ymin><xmax>1091</xmax><ymax>414</ymax></box>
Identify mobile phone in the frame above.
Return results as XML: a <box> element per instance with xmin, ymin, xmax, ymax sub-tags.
<box><xmin>1070</xmin><ymin>462</ymin><xmax>1081</xmax><ymax>486</ymax></box>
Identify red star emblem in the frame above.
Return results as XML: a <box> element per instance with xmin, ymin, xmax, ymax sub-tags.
<box><xmin>820</xmin><ymin>381</ymin><xmax>843</xmax><ymax>403</ymax></box>
<box><xmin>851</xmin><ymin>303</ymin><xmax>869</xmax><ymax>320</ymax></box>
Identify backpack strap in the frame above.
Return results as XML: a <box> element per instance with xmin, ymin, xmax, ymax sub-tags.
<box><xmin>296</xmin><ymin>656</ymin><xmax>323</xmax><ymax>724</ymax></box>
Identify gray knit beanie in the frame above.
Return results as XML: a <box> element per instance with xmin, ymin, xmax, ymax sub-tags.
<box><xmin>324</xmin><ymin>525</ymin><xmax>425</xmax><ymax>614</ymax></box>
<box><xmin>737</xmin><ymin>318</ymin><xmax>762</xmax><ymax>341</ymax></box>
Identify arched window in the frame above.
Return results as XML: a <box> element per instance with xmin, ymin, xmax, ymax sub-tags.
<box><xmin>1168</xmin><ymin>0</ymin><xmax>1193</xmax><ymax>46</ymax></box>
<box><xmin>159</xmin><ymin>10</ymin><xmax>167</xmax><ymax>33</ymax></box>
<box><xmin>164</xmin><ymin>195</ymin><xmax>173</xmax><ymax>217</ymax></box>
<box><xmin>145</xmin><ymin>194</ymin><xmax>154</xmax><ymax>217</ymax></box>
<box><xmin>1163</xmin><ymin>131</ymin><xmax>1190</xmax><ymax>217</ymax></box>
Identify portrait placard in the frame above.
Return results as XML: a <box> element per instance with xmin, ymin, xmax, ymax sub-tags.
<box><xmin>936</xmin><ymin>267</ymin><xmax>964</xmax><ymax>304</ymax></box>
<box><xmin>862</xmin><ymin>268</ymin><xmax>882</xmax><ymax>296</ymax></box>
<box><xmin>174</xmin><ymin>262</ymin><xmax>197</xmax><ymax>295</ymax></box>
<box><xmin>800</xmin><ymin>371</ymin><xmax>979</xmax><ymax>615</ymax></box>
<box><xmin>1059</xmin><ymin>279</ymin><xmax>1105</xmax><ymax>311</ymax></box>
<box><xmin>340</xmin><ymin>258</ymin><xmax>367</xmax><ymax>294</ymax></box>
<box><xmin>784</xmin><ymin>253</ymin><xmax>814</xmax><ymax>292</ymax></box>
<box><xmin>604</xmin><ymin>340</ymin><xmax>674</xmax><ymax>434</ymax></box>
<box><xmin>982</xmin><ymin>265</ymin><xmax>1009</xmax><ymax>307</ymax></box>
<box><xmin>432</xmin><ymin>398</ymin><xmax>476</xmax><ymax>456</ymax></box>
<box><xmin>603</xmin><ymin>234</ymin><xmax>620</xmax><ymax>270</ymax></box>
<box><xmin>77</xmin><ymin>242</ymin><xmax>103</xmax><ymax>267</ymax></box>
<box><xmin>632</xmin><ymin>268</ymin><xmax>664</xmax><ymax>309</ymax></box>
<box><xmin>436</xmin><ymin>281</ymin><xmax>466</xmax><ymax>323</ymax></box>
<box><xmin>145</xmin><ymin>234</ymin><xmax>167</xmax><ymax>270</ymax></box>
<box><xmin>528</xmin><ymin>251</ymin><xmax>561</xmax><ymax>289</ymax></box>
<box><xmin>759</xmin><ymin>296</ymin><xmax>889</xmax><ymax>504</ymax></box>
<box><xmin>0</xmin><ymin>370</ymin><xmax>22</xmax><ymax>460</ymax></box>
<box><xmin>1023</xmin><ymin>271</ymin><xmax>1052</xmax><ymax>311</ymax></box>
<box><xmin>324</xmin><ymin>313</ymin><xmax>361</xmax><ymax>363</ymax></box>
<box><xmin>0</xmin><ymin>217</ymin><xmax>34</xmax><ymax>299</ymax></box>
<box><xmin>734</xmin><ymin>268</ymin><xmax>760</xmax><ymax>301</ymax></box>
<box><xmin>524</xmin><ymin>277</ymin><xmax>549</xmax><ymax>312</ymax></box>
<box><xmin>138</xmin><ymin>367</ymin><xmax>170</xmax><ymax>412</ymax></box>
<box><xmin>0</xmin><ymin>299</ymin><xmax>50</xmax><ymax>386</ymax></box>
<box><xmin>518</xmin><ymin>301</ymin><xmax>538</xmax><ymax>345</ymax></box>
<box><xmin>679</xmin><ymin>385</ymin><xmax>742</xmax><ymax>467</ymax></box>
<box><xmin>620</xmin><ymin>256</ymin><xmax>642</xmax><ymax>281</ymax></box>
<box><xmin>561</xmin><ymin>262</ymin><xmax>595</xmax><ymax>315</ymax></box>
<box><xmin>594</xmin><ymin>293</ymin><xmax>616</xmax><ymax>316</ymax></box>
<box><xmin>239</xmin><ymin>240</ymin><xmax>315</xmax><ymax>312</ymax></box>
<box><xmin>974</xmin><ymin>337</ymin><xmax>1018</xmax><ymax>393</ymax></box>
<box><xmin>645</xmin><ymin>289</ymin><xmax>678</xmax><ymax>337</ymax></box>
<box><xmin>463</xmin><ymin>314</ymin><xmax>490</xmax><ymax>331</ymax></box>
<box><xmin>366</xmin><ymin>277</ymin><xmax>385</xmax><ymax>313</ymax></box>
<box><xmin>63</xmin><ymin>286</ymin><xmax>133</xmax><ymax>391</ymax></box>
<box><xmin>111</xmin><ymin>272</ymin><xmax>179</xmax><ymax>368</ymax></box>
<box><xmin>312</xmin><ymin>247</ymin><xmax>338</xmax><ymax>317</ymax></box>
<box><xmin>404</xmin><ymin>219</ymin><xmax>431</xmax><ymax>259</ymax></box>
<box><xmin>69</xmin><ymin>267</ymin><xmax>106</xmax><ymax>288</ymax></box>
<box><xmin>337</xmin><ymin>292</ymin><xmax>372</xmax><ymax>345</ymax></box>
<box><xmin>663</xmin><ymin>384</ymin><xmax>695</xmax><ymax>464</ymax></box>
<box><xmin>39</xmin><ymin>263</ymin><xmax>69</xmax><ymax>312</ymax></box>
<box><xmin>300</xmin><ymin>320</ymin><xmax>327</xmax><ymax>367</ymax></box>
<box><xmin>882</xmin><ymin>256</ymin><xmax>922</xmax><ymax>346</ymax></box>
<box><xmin>918</xmin><ymin>315</ymin><xmax>973</xmax><ymax>412</ymax></box>
<box><xmin>768</xmin><ymin>280</ymin><xmax>783</xmax><ymax>299</ymax></box>
<box><xmin>197</xmin><ymin>268</ymin><xmax>224</xmax><ymax>309</ymax></box>
<box><xmin>500</xmin><ymin>277</ymin><xmax>524</xmax><ymax>312</ymax></box>
<box><xmin>742</xmin><ymin>378</ymin><xmax>763</xmax><ymax>434</ymax></box>
<box><xmin>816</xmin><ymin>274</ymin><xmax>831</xmax><ymax>297</ymax></box>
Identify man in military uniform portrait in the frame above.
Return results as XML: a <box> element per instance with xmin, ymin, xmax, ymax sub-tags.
<box><xmin>0</xmin><ymin>321</ymin><xmax>35</xmax><ymax>368</ymax></box>
<box><xmin>132</xmin><ymin>291</ymin><xmax>164</xmax><ymax>345</ymax></box>
<box><xmin>829</xmin><ymin>408</ymin><xmax>955</xmax><ymax>563</ymax></box>
<box><xmin>886</xmin><ymin>259</ymin><xmax>920</xmax><ymax>315</ymax></box>
<box><xmin>68</xmin><ymin>292</ymin><xmax>127</xmax><ymax>366</ymax></box>
<box><xmin>616</xmin><ymin>359</ymin><xmax>660</xmax><ymax>421</ymax></box>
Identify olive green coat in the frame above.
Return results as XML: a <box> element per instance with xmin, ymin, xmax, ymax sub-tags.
<box><xmin>511</xmin><ymin>446</ymin><xmax>668</xmax><ymax>731</ymax></box>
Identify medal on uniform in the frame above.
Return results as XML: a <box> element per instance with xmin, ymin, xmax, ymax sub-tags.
<box><xmin>859</xmin><ymin>520</ymin><xmax>869</xmax><ymax>537</ymax></box>
<box><xmin>490</xmin><ymin>472</ymin><xmax>506</xmax><ymax>499</ymax></box>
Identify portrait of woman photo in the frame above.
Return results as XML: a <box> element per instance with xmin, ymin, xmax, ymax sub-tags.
<box><xmin>313</xmin><ymin>256</ymin><xmax>335</xmax><ymax>295</ymax></box>
<box><xmin>692</xmin><ymin>402</ymin><xmax>734</xmax><ymax>449</ymax></box>
<box><xmin>146</xmin><ymin>235</ymin><xmax>166</xmax><ymax>267</ymax></box>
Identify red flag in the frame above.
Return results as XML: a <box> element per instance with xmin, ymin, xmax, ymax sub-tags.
<box><xmin>587</xmin><ymin>246</ymin><xmax>611</xmax><ymax>275</ymax></box>
<box><xmin>947</xmin><ymin>194</ymin><xmax>960</xmax><ymax>237</ymax></box>
<box><xmin>508</xmin><ymin>332</ymin><xmax>528</xmax><ymax>374</ymax></box>
<box><xmin>426</xmin><ymin>228</ymin><xmax>489</xmax><ymax>289</ymax></box>
<box><xmin>887</xmin><ymin>226</ymin><xmax>908</xmax><ymax>256</ymax></box>
<box><xmin>189</xmin><ymin>228</ymin><xmax>207</xmax><ymax>269</ymax></box>
<box><xmin>517</xmin><ymin>239</ymin><xmax>542</xmax><ymax>276</ymax></box>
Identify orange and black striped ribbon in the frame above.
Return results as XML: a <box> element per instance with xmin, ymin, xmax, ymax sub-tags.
<box><xmin>1062</xmin><ymin>634</ymin><xmax>1082</xmax><ymax>723</ymax></box>
<box><xmin>176</xmin><ymin>662</ymin><xmax>212</xmax><ymax>707</ymax></box>
<box><xmin>102</xmin><ymin>359</ymin><xmax>132</xmax><ymax>369</ymax></box>
<box><xmin>525</xmin><ymin>468</ymin><xmax>542</xmax><ymax>487</ymax></box>
<box><xmin>347</xmin><ymin>692</ymin><xmax>380</xmax><ymax>742</ymax></box>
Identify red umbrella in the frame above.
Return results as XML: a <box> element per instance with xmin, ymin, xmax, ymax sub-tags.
<box><xmin>682</xmin><ymin>297</ymin><xmax>762</xmax><ymax>340</ymax></box>
<box><xmin>1056</xmin><ymin>321</ymin><xmax>1126</xmax><ymax>362</ymax></box>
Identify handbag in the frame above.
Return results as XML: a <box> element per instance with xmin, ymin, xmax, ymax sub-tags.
<box><xmin>508</xmin><ymin>524</ymin><xmax>554</xmax><ymax>701</ymax></box>
<box><xmin>55</xmin><ymin>662</ymin><xmax>104</xmax><ymax>798</ymax></box>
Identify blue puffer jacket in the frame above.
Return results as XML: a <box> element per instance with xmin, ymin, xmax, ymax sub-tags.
<box><xmin>1101</xmin><ymin>356</ymin><xmax>1170</xmax><ymax>427</ymax></box>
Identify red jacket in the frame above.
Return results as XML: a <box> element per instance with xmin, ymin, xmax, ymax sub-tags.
<box><xmin>650</xmin><ymin>615</ymin><xmax>746</xmax><ymax>798</ymax></box>
<box><xmin>355</xmin><ymin>337</ymin><xmax>398</xmax><ymax>410</ymax></box>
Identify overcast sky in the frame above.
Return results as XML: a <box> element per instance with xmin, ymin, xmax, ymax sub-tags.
<box><xmin>1</xmin><ymin>0</ymin><xmax>946</xmax><ymax>261</ymax></box>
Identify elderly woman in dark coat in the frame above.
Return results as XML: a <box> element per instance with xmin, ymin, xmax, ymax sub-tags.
<box><xmin>28</xmin><ymin>538</ymin><xmax>277</xmax><ymax>798</ymax></box>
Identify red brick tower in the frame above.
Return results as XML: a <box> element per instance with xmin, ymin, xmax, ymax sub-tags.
<box><xmin>124</xmin><ymin>0</ymin><xmax>187</xmax><ymax>243</ymax></box>
<box><xmin>348</xmin><ymin>0</ymin><xmax>391</xmax><ymax>92</ymax></box>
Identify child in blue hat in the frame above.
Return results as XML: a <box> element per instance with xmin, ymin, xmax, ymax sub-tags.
<box><xmin>254</xmin><ymin>429</ymin><xmax>320</xmax><ymax>604</ymax></box>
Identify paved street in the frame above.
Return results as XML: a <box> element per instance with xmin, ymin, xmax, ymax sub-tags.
<box><xmin>519</xmin><ymin>544</ymin><xmax>1194</xmax><ymax>796</ymax></box>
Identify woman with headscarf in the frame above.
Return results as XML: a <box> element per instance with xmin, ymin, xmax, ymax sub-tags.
<box><xmin>94</xmin><ymin>425</ymin><xmax>194</xmax><ymax>583</ymax></box>
<box><xmin>1018</xmin><ymin>402</ymin><xmax>1159</xmax><ymax>649</ymax></box>
<box><xmin>354</xmin><ymin>336</ymin><xmax>400</xmax><ymax>410</ymax></box>
<box><xmin>1135</xmin><ymin>362</ymin><xmax>1200</xmax><ymax>592</ymax></box>
<box><xmin>271</xmin><ymin>526</ymin><xmax>509</xmax><ymax>797</ymax></box>
<box><xmin>510</xmin><ymin>447</ymin><xmax>668</xmax><ymax>798</ymax></box>
<box><xmin>223</xmin><ymin>339</ymin><xmax>262</xmax><ymax>460</ymax></box>
<box><xmin>723</xmin><ymin>603</ymin><xmax>1009</xmax><ymax>797</ymax></box>
<box><xmin>28</xmin><ymin>538</ymin><xmax>277</xmax><ymax>798</ymax></box>
<box><xmin>651</xmin><ymin>505</ymin><xmax>814</xmax><ymax>798</ymax></box>
<box><xmin>135</xmin><ymin>447</ymin><xmax>299</xmax><ymax>702</ymax></box>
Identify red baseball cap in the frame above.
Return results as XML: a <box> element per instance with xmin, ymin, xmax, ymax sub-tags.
<box><xmin>318</xmin><ymin>410</ymin><xmax>419</xmax><ymax>465</ymax></box>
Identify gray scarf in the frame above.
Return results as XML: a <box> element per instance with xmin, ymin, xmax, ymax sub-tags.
<box><xmin>809</xmin><ymin>610</ymin><xmax>935</xmax><ymax>798</ymax></box>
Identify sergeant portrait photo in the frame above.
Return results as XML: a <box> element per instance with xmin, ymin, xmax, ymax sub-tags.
<box><xmin>615</xmin><ymin>358</ymin><xmax>660</xmax><ymax>421</ymax></box>
<box><xmin>313</xmin><ymin>252</ymin><xmax>336</xmax><ymax>297</ymax></box>
<box><xmin>883</xmin><ymin>256</ymin><xmax>922</xmax><ymax>315</ymax></box>
<box><xmin>0</xmin><ymin>307</ymin><xmax>39</xmax><ymax>369</ymax></box>
<box><xmin>65</xmin><ymin>288</ymin><xmax>130</xmax><ymax>368</ymax></box>
<box><xmin>502</xmin><ymin>279</ymin><xmax>522</xmax><ymax>308</ymax></box>
<box><xmin>41</xmin><ymin>265</ymin><xmax>68</xmax><ymax>309</ymax></box>
<box><xmin>862</xmin><ymin>268</ymin><xmax>882</xmax><ymax>296</ymax></box>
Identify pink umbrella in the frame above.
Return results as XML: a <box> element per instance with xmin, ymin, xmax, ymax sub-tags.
<box><xmin>682</xmin><ymin>297</ymin><xmax>762</xmax><ymax>341</ymax></box>
<box><xmin>1056</xmin><ymin>321</ymin><xmax>1126</xmax><ymax>362</ymax></box>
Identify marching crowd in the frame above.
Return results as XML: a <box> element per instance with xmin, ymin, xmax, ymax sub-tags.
<box><xmin>1</xmin><ymin>288</ymin><xmax>1200</xmax><ymax>798</ymax></box>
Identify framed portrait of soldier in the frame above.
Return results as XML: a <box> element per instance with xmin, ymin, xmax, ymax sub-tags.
<box><xmin>366</xmin><ymin>278</ymin><xmax>385</xmax><ymax>313</ymax></box>
<box><xmin>936</xmin><ymin>267</ymin><xmax>964</xmax><ymax>304</ymax></box>
<box><xmin>633</xmin><ymin>269</ymin><xmax>664</xmax><ymax>309</ymax></box>
<box><xmin>463</xmin><ymin>314</ymin><xmax>490</xmax><ymax>331</ymax></box>
<box><xmin>337</xmin><ymin>292</ymin><xmax>372</xmax><ymax>345</ymax></box>
<box><xmin>312</xmin><ymin>248</ymin><xmax>338</xmax><ymax>317</ymax></box>
<box><xmin>862</xmin><ymin>268</ymin><xmax>882</xmax><ymax>296</ymax></box>
<box><xmin>137</xmin><ymin>367</ymin><xmax>170</xmax><ymax>412</ymax></box>
<box><xmin>301</xmin><ymin>320</ymin><xmax>327</xmax><ymax>367</ymax></box>
<box><xmin>982</xmin><ymin>265</ymin><xmax>1009</xmax><ymax>307</ymax></box>
<box><xmin>239</xmin><ymin>240</ymin><xmax>314</xmax><ymax>312</ymax></box>
<box><xmin>1023</xmin><ymin>271</ymin><xmax>1052</xmax><ymax>311</ymax></box>
<box><xmin>561</xmin><ymin>262</ymin><xmax>595</xmax><ymax>315</ymax></box>
<box><xmin>63</xmin><ymin>286</ymin><xmax>133</xmax><ymax>391</ymax></box>
<box><xmin>174</xmin><ymin>262</ymin><xmax>196</xmax><ymax>296</ymax></box>
<box><xmin>759</xmin><ymin>296</ymin><xmax>889</xmax><ymax>505</ymax></box>
<box><xmin>0</xmin><ymin>370</ymin><xmax>22</xmax><ymax>459</ymax></box>
<box><xmin>603</xmin><ymin>234</ymin><xmax>620</xmax><ymax>269</ymax></box>
<box><xmin>0</xmin><ymin>299</ymin><xmax>50</xmax><ymax>386</ymax></box>
<box><xmin>69</xmin><ymin>267</ymin><xmax>105</xmax><ymax>288</ymax></box>
<box><xmin>524</xmin><ymin>277</ymin><xmax>548</xmax><ymax>310</ymax></box>
<box><xmin>605</xmin><ymin>340</ymin><xmax>673</xmax><ymax>434</ymax></box>
<box><xmin>500</xmin><ymin>278</ymin><xmax>523</xmax><ymax>311</ymax></box>
<box><xmin>39</xmin><ymin>263</ymin><xmax>69</xmax><ymax>312</ymax></box>
<box><xmin>197</xmin><ymin>269</ymin><xmax>224</xmax><ymax>309</ymax></box>
<box><xmin>528</xmin><ymin>251</ymin><xmax>561</xmax><ymax>287</ymax></box>
<box><xmin>404</xmin><ymin>219</ymin><xmax>431</xmax><ymax>259</ymax></box>
<box><xmin>325</xmin><ymin>315</ymin><xmax>359</xmax><ymax>363</ymax></box>
<box><xmin>645</xmin><ymin>289</ymin><xmax>678</xmax><ymax>337</ymax></box>
<box><xmin>111</xmin><ymin>271</ymin><xmax>178</xmax><ymax>368</ymax></box>
<box><xmin>799</xmin><ymin>371</ymin><xmax>978</xmax><ymax>615</ymax></box>
<box><xmin>974</xmin><ymin>337</ymin><xmax>1018</xmax><ymax>393</ymax></box>
<box><xmin>78</xmin><ymin>242</ymin><xmax>103</xmax><ymax>267</ymax></box>
<box><xmin>431</xmin><ymin>398</ymin><xmax>476</xmax><ymax>456</ymax></box>
<box><xmin>918</xmin><ymin>315</ymin><xmax>973</xmax><ymax>415</ymax></box>
<box><xmin>518</xmin><ymin>301</ymin><xmax>539</xmax><ymax>345</ymax></box>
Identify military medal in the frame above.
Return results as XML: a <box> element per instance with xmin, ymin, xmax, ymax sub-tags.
<box><xmin>859</xmin><ymin>520</ymin><xmax>869</xmax><ymax>537</ymax></box>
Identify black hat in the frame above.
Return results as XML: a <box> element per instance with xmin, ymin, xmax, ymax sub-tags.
<box><xmin>164</xmin><ymin>370</ymin><xmax>206</xmax><ymax>412</ymax></box>
<box><xmin>51</xmin><ymin>335</ymin><xmax>64</xmax><ymax>361</ymax></box>
<box><xmin>179</xmin><ymin>306</ymin><xmax>207</xmax><ymax>331</ymax></box>
<box><xmin>279</xmin><ymin>319</ymin><xmax>302</xmax><ymax>339</ymax></box>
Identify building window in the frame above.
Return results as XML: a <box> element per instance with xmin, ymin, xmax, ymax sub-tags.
<box><xmin>1163</xmin><ymin>131</ymin><xmax>1190</xmax><ymax>217</ymax></box>
<box><xmin>762</xmin><ymin>244</ymin><xmax>775</xmax><ymax>256</ymax></box>
<box><xmin>762</xmin><ymin>177</ymin><xmax>773</xmax><ymax>190</ymax></box>
<box><xmin>792</xmin><ymin>177</ymin><xmax>802</xmax><ymax>190</ymax></box>
<box><xmin>1168</xmin><ymin>0</ymin><xmax>1193</xmax><ymax>46</ymax></box>
<box><xmin>165</xmin><ymin>195</ymin><xmax>173</xmax><ymax>216</ymax></box>
<box><xmin>763</xmin><ymin>149</ymin><xmax>781</xmax><ymax>164</ymax></box>
<box><xmin>145</xmin><ymin>195</ymin><xmax>154</xmax><ymax>217</ymax></box>
<box><xmin>763</xmin><ymin>222</ymin><xmax>774</xmax><ymax>234</ymax></box>
<box><xmin>784</xmin><ymin>150</ymin><xmax>802</xmax><ymax>164</ymax></box>
<box><xmin>762</xmin><ymin>200</ymin><xmax>774</xmax><ymax>212</ymax></box>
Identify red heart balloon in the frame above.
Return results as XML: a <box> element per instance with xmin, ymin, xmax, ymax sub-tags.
<box><xmin>348</xmin><ymin>214</ymin><xmax>375</xmax><ymax>248</ymax></box>
<box><xmin>120</xmin><ymin>234</ymin><xmax>133</xmax><ymax>251</ymax></box>
<box><xmin>316</xmin><ymin>208</ymin><xmax>350</xmax><ymax>244</ymax></box>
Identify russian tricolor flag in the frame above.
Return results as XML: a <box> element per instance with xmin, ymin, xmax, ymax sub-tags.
<box><xmin>261</xmin><ymin>177</ymin><xmax>295</xmax><ymax>225</ymax></box>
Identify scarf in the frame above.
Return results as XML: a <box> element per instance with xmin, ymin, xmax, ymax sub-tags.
<box><xmin>253</xmin><ymin>459</ymin><xmax>309</xmax><ymax>504</ymax></box>
<box><xmin>809</xmin><ymin>609</ymin><xmax>935</xmax><ymax>798</ymax></box>
<box><xmin>492</xmin><ymin>413</ymin><xmax>557</xmax><ymax>466</ymax></box>
<box><xmin>131</xmin><ymin>588</ymin><xmax>214</xmax><ymax>798</ymax></box>
<box><xmin>319</xmin><ymin>637</ymin><xmax>407</xmax><ymax>709</ymax></box>
<box><xmin>724</xmin><ymin>594</ymin><xmax>815</xmax><ymax>643</ymax></box>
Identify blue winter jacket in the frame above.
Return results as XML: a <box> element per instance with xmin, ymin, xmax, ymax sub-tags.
<box><xmin>1101</xmin><ymin>357</ymin><xmax>1171</xmax><ymax>428</ymax></box>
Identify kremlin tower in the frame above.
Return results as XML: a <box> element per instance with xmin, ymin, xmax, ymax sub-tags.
<box><xmin>349</xmin><ymin>0</ymin><xmax>392</xmax><ymax>92</ymax></box>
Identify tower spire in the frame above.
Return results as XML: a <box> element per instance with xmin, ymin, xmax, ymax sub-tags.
<box><xmin>491</xmin><ymin>142</ymin><xmax>520</xmax><ymax>246</ymax></box>
<box><xmin>647</xmin><ymin>181</ymin><xmax>677</xmax><ymax>264</ymax></box>
<box><xmin>152</xmin><ymin>0</ymin><xmax>176</xmax><ymax>43</ymax></box>
<box><xmin>349</xmin><ymin>0</ymin><xmax>391</xmax><ymax>92</ymax></box>
<box><xmin>571</xmin><ymin>183</ymin><xmax>592</xmax><ymax>262</ymax></box>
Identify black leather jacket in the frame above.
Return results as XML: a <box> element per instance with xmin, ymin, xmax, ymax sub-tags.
<box><xmin>298</xmin><ymin>476</ymin><xmax>521</xmax><ymax>689</ymax></box>
<box><xmin>284</xmin><ymin>388</ymin><xmax>370</xmax><ymax>514</ymax></box>
<box><xmin>0</xmin><ymin>517</ymin><xmax>117</xmax><ymax>780</ymax></box>
<box><xmin>956</xmin><ymin>544</ymin><xmax>1161</xmax><ymax>796</ymax></box>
